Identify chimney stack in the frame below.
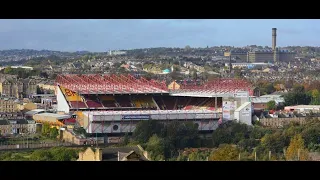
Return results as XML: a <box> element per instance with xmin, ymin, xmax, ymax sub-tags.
<box><xmin>272</xmin><ymin>28</ymin><xmax>277</xmax><ymax>51</ymax></box>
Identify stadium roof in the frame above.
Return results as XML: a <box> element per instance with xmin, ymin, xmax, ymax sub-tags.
<box><xmin>33</xmin><ymin>113</ymin><xmax>71</xmax><ymax>120</ymax></box>
<box><xmin>25</xmin><ymin>109</ymin><xmax>46</xmax><ymax>116</ymax></box>
<box><xmin>55</xmin><ymin>74</ymin><xmax>253</xmax><ymax>96</ymax></box>
<box><xmin>55</xmin><ymin>74</ymin><xmax>169</xmax><ymax>94</ymax></box>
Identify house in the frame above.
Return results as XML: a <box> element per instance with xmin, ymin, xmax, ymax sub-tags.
<box><xmin>78</xmin><ymin>146</ymin><xmax>149</xmax><ymax>161</ymax></box>
<box><xmin>0</xmin><ymin>75</ymin><xmax>37</xmax><ymax>98</ymax></box>
<box><xmin>0</xmin><ymin>119</ymin><xmax>36</xmax><ymax>136</ymax></box>
<box><xmin>251</xmin><ymin>95</ymin><xmax>285</xmax><ymax>110</ymax></box>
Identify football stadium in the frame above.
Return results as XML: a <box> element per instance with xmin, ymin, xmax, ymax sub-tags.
<box><xmin>55</xmin><ymin>74</ymin><xmax>254</xmax><ymax>136</ymax></box>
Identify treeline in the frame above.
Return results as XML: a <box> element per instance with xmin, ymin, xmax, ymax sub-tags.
<box><xmin>1</xmin><ymin>66</ymin><xmax>48</xmax><ymax>79</ymax></box>
<box><xmin>254</xmin><ymin>79</ymin><xmax>320</xmax><ymax>106</ymax></box>
<box><xmin>128</xmin><ymin>118</ymin><xmax>320</xmax><ymax>161</ymax></box>
<box><xmin>0</xmin><ymin>147</ymin><xmax>79</xmax><ymax>161</ymax></box>
<box><xmin>284</xmin><ymin>84</ymin><xmax>320</xmax><ymax>106</ymax></box>
<box><xmin>24</xmin><ymin>55</ymin><xmax>67</xmax><ymax>67</ymax></box>
<box><xmin>128</xmin><ymin>120</ymin><xmax>200</xmax><ymax>161</ymax></box>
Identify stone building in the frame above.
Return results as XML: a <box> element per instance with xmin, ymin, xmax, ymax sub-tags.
<box><xmin>0</xmin><ymin>97</ymin><xmax>19</xmax><ymax>112</ymax></box>
<box><xmin>0</xmin><ymin>75</ymin><xmax>37</xmax><ymax>98</ymax></box>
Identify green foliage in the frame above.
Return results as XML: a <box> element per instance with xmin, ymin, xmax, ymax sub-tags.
<box><xmin>238</xmin><ymin>138</ymin><xmax>259</xmax><ymax>152</ymax></box>
<box><xmin>0</xmin><ymin>152</ymin><xmax>29</xmax><ymax>161</ymax></box>
<box><xmin>30</xmin><ymin>150</ymin><xmax>54</xmax><ymax>161</ymax></box>
<box><xmin>17</xmin><ymin>147</ymin><xmax>79</xmax><ymax>161</ymax></box>
<box><xmin>1</xmin><ymin>66</ymin><xmax>42</xmax><ymax>79</ymax></box>
<box><xmin>49</xmin><ymin>128</ymin><xmax>59</xmax><ymax>139</ymax></box>
<box><xmin>73</xmin><ymin>127</ymin><xmax>87</xmax><ymax>136</ymax></box>
<box><xmin>132</xmin><ymin>120</ymin><xmax>165</xmax><ymax>144</ymax></box>
<box><xmin>209</xmin><ymin>144</ymin><xmax>240</xmax><ymax>161</ymax></box>
<box><xmin>121</xmin><ymin>132</ymin><xmax>130</xmax><ymax>146</ymax></box>
<box><xmin>260</xmin><ymin>131</ymin><xmax>286</xmax><ymax>154</ymax></box>
<box><xmin>284</xmin><ymin>85</ymin><xmax>312</xmax><ymax>106</ymax></box>
<box><xmin>310</xmin><ymin>89</ymin><xmax>320</xmax><ymax>105</ymax></box>
<box><xmin>300</xmin><ymin>120</ymin><xmax>320</xmax><ymax>151</ymax></box>
<box><xmin>41</xmin><ymin>123</ymin><xmax>51</xmax><ymax>137</ymax></box>
<box><xmin>266</xmin><ymin>100</ymin><xmax>276</xmax><ymax>110</ymax></box>
<box><xmin>50</xmin><ymin>147</ymin><xmax>78</xmax><ymax>161</ymax></box>
<box><xmin>145</xmin><ymin>134</ymin><xmax>165</xmax><ymax>161</ymax></box>
<box><xmin>133</xmin><ymin>120</ymin><xmax>200</xmax><ymax>160</ymax></box>
<box><xmin>212</xmin><ymin>121</ymin><xmax>251</xmax><ymax>147</ymax></box>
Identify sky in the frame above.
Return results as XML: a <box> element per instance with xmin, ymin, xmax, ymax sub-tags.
<box><xmin>0</xmin><ymin>19</ymin><xmax>318</xmax><ymax>52</ymax></box>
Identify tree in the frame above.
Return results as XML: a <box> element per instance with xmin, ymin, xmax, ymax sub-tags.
<box><xmin>145</xmin><ymin>134</ymin><xmax>165</xmax><ymax>161</ymax></box>
<box><xmin>49</xmin><ymin>128</ymin><xmax>59</xmax><ymax>139</ymax></box>
<box><xmin>30</xmin><ymin>150</ymin><xmax>54</xmax><ymax>161</ymax></box>
<box><xmin>310</xmin><ymin>89</ymin><xmax>320</xmax><ymax>105</ymax></box>
<box><xmin>42</xmin><ymin>123</ymin><xmax>51</xmax><ymax>137</ymax></box>
<box><xmin>209</xmin><ymin>144</ymin><xmax>240</xmax><ymax>161</ymax></box>
<box><xmin>4</xmin><ymin>66</ymin><xmax>13</xmax><ymax>74</ymax></box>
<box><xmin>284</xmin><ymin>85</ymin><xmax>311</xmax><ymax>106</ymax></box>
<box><xmin>121</xmin><ymin>132</ymin><xmax>130</xmax><ymax>146</ymax></box>
<box><xmin>260</xmin><ymin>131</ymin><xmax>286</xmax><ymax>154</ymax></box>
<box><xmin>50</xmin><ymin>147</ymin><xmax>78</xmax><ymax>161</ymax></box>
<box><xmin>266</xmin><ymin>100</ymin><xmax>276</xmax><ymax>110</ymax></box>
<box><xmin>285</xmin><ymin>134</ymin><xmax>309</xmax><ymax>161</ymax></box>
<box><xmin>132</xmin><ymin>120</ymin><xmax>164</xmax><ymax>144</ymax></box>
<box><xmin>212</xmin><ymin>121</ymin><xmax>251</xmax><ymax>147</ymax></box>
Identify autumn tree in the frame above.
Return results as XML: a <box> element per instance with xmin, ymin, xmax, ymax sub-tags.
<box><xmin>285</xmin><ymin>134</ymin><xmax>309</xmax><ymax>161</ymax></box>
<box><xmin>209</xmin><ymin>144</ymin><xmax>240</xmax><ymax>161</ymax></box>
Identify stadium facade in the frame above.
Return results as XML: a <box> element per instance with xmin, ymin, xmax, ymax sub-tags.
<box><xmin>55</xmin><ymin>74</ymin><xmax>253</xmax><ymax>135</ymax></box>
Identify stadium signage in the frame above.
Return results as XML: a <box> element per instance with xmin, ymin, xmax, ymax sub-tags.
<box><xmin>234</xmin><ymin>91</ymin><xmax>248</xmax><ymax>98</ymax></box>
<box><xmin>122</xmin><ymin>115</ymin><xmax>150</xmax><ymax>120</ymax></box>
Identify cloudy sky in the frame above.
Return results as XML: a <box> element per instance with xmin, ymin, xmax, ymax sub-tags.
<box><xmin>0</xmin><ymin>19</ymin><xmax>318</xmax><ymax>52</ymax></box>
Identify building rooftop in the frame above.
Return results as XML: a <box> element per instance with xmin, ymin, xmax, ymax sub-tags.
<box><xmin>33</xmin><ymin>113</ymin><xmax>71</xmax><ymax>120</ymax></box>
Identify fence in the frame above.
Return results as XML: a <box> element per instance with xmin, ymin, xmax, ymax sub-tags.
<box><xmin>0</xmin><ymin>142</ymin><xmax>74</xmax><ymax>151</ymax></box>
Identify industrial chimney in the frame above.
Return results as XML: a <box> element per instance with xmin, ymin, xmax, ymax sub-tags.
<box><xmin>272</xmin><ymin>28</ymin><xmax>277</xmax><ymax>51</ymax></box>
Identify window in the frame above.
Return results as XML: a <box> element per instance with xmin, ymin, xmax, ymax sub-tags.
<box><xmin>113</xmin><ymin>125</ymin><xmax>119</xmax><ymax>131</ymax></box>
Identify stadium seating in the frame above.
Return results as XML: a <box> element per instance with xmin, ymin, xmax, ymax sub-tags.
<box><xmin>115</xmin><ymin>96</ymin><xmax>133</xmax><ymax>107</ymax></box>
<box><xmin>99</xmin><ymin>95</ymin><xmax>117</xmax><ymax>107</ymax></box>
<box><xmin>86</xmin><ymin>100</ymin><xmax>103</xmax><ymax>108</ymax></box>
<box><xmin>176</xmin><ymin>97</ymin><xmax>191</xmax><ymax>110</ymax></box>
<box><xmin>162</xmin><ymin>96</ymin><xmax>176</xmax><ymax>110</ymax></box>
<box><xmin>132</xmin><ymin>96</ymin><xmax>157</xmax><ymax>109</ymax></box>
<box><xmin>83</xmin><ymin>95</ymin><xmax>104</xmax><ymax>108</ymax></box>
<box><xmin>153</xmin><ymin>96</ymin><xmax>166</xmax><ymax>110</ymax></box>
<box><xmin>69</xmin><ymin>101</ymin><xmax>88</xmax><ymax>109</ymax></box>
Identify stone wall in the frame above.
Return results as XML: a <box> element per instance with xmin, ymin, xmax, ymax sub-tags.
<box><xmin>260</xmin><ymin>117</ymin><xmax>320</xmax><ymax>128</ymax></box>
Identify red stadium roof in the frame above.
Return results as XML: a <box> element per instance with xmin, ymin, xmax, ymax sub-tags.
<box><xmin>175</xmin><ymin>78</ymin><xmax>253</xmax><ymax>95</ymax></box>
<box><xmin>55</xmin><ymin>74</ymin><xmax>169</xmax><ymax>94</ymax></box>
<box><xmin>55</xmin><ymin>74</ymin><xmax>253</xmax><ymax>95</ymax></box>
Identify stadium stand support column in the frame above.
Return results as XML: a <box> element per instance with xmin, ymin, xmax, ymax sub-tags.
<box><xmin>215</xmin><ymin>97</ymin><xmax>217</xmax><ymax>109</ymax></box>
<box><xmin>151</xmin><ymin>97</ymin><xmax>160</xmax><ymax>110</ymax></box>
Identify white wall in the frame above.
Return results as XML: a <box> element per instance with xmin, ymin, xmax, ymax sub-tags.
<box><xmin>86</xmin><ymin>119</ymin><xmax>220</xmax><ymax>134</ymax></box>
<box><xmin>56</xmin><ymin>86</ymin><xmax>70</xmax><ymax>113</ymax></box>
<box><xmin>234</xmin><ymin>102</ymin><xmax>252</xmax><ymax>126</ymax></box>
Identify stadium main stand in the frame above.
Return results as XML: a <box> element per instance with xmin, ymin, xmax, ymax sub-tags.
<box><xmin>56</xmin><ymin>74</ymin><xmax>254</xmax><ymax>134</ymax></box>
